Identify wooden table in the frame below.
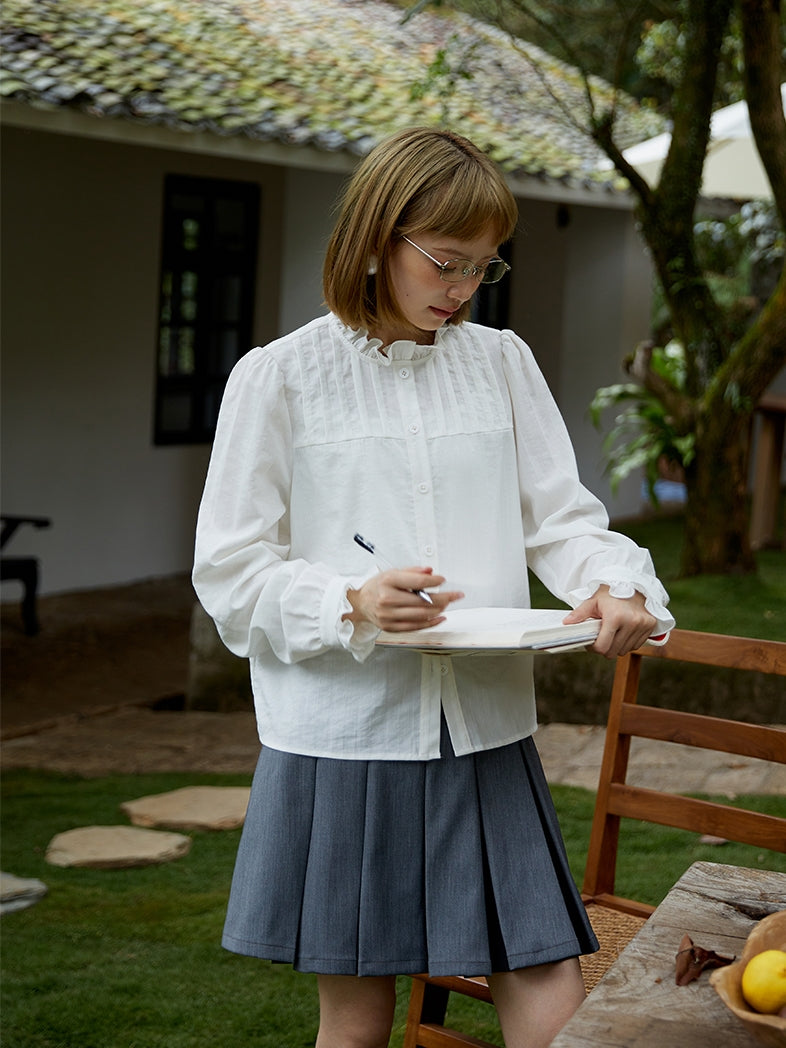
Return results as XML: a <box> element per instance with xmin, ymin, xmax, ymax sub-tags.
<box><xmin>551</xmin><ymin>861</ymin><xmax>786</xmax><ymax>1048</ymax></box>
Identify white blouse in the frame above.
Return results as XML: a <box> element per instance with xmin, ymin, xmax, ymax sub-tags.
<box><xmin>193</xmin><ymin>313</ymin><xmax>674</xmax><ymax>760</ymax></box>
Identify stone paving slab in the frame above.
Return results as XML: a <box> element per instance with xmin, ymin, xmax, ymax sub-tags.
<box><xmin>2</xmin><ymin>708</ymin><xmax>784</xmax><ymax>797</ymax></box>
<box><xmin>0</xmin><ymin>872</ymin><xmax>48</xmax><ymax>914</ymax></box>
<box><xmin>534</xmin><ymin>722</ymin><xmax>786</xmax><ymax>797</ymax></box>
<box><xmin>1</xmin><ymin>709</ymin><xmax>261</xmax><ymax>776</ymax></box>
<box><xmin>121</xmin><ymin>786</ymin><xmax>250</xmax><ymax>830</ymax></box>
<box><xmin>45</xmin><ymin>825</ymin><xmax>192</xmax><ymax>869</ymax></box>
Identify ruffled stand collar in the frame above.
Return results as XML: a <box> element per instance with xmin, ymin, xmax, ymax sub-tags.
<box><xmin>336</xmin><ymin>315</ymin><xmax>447</xmax><ymax>365</ymax></box>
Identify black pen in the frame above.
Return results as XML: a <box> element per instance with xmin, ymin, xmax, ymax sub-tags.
<box><xmin>353</xmin><ymin>533</ymin><xmax>435</xmax><ymax>605</ymax></box>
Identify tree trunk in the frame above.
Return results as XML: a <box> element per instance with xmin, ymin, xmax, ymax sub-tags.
<box><xmin>681</xmin><ymin>404</ymin><xmax>756</xmax><ymax>575</ymax></box>
<box><xmin>739</xmin><ymin>0</ymin><xmax>786</xmax><ymax>229</ymax></box>
<box><xmin>472</xmin><ymin>0</ymin><xmax>786</xmax><ymax>576</ymax></box>
<box><xmin>630</xmin><ymin>0</ymin><xmax>786</xmax><ymax>577</ymax></box>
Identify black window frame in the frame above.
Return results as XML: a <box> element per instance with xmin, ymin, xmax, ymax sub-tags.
<box><xmin>471</xmin><ymin>240</ymin><xmax>512</xmax><ymax>328</ymax></box>
<box><xmin>153</xmin><ymin>174</ymin><xmax>260</xmax><ymax>445</ymax></box>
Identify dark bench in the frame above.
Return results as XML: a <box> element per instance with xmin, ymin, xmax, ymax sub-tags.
<box><xmin>1</xmin><ymin>515</ymin><xmax>51</xmax><ymax>635</ymax></box>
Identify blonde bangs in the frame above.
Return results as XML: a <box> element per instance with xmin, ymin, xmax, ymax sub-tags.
<box><xmin>401</xmin><ymin>167</ymin><xmax>518</xmax><ymax>246</ymax></box>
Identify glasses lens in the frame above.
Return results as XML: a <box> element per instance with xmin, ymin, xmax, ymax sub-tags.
<box><xmin>480</xmin><ymin>259</ymin><xmax>509</xmax><ymax>284</ymax></box>
<box><xmin>440</xmin><ymin>260</ymin><xmax>475</xmax><ymax>282</ymax></box>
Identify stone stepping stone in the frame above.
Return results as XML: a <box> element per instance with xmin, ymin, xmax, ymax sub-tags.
<box><xmin>1</xmin><ymin>872</ymin><xmax>48</xmax><ymax>914</ymax></box>
<box><xmin>46</xmin><ymin>826</ymin><xmax>191</xmax><ymax>869</ymax></box>
<box><xmin>120</xmin><ymin>786</ymin><xmax>250</xmax><ymax>831</ymax></box>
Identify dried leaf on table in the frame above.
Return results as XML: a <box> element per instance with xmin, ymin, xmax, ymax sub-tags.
<box><xmin>675</xmin><ymin>933</ymin><xmax>735</xmax><ymax>985</ymax></box>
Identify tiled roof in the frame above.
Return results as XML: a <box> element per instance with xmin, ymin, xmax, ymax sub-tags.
<box><xmin>0</xmin><ymin>0</ymin><xmax>664</xmax><ymax>190</ymax></box>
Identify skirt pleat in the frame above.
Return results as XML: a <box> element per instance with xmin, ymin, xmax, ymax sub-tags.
<box><xmin>222</xmin><ymin>716</ymin><xmax>599</xmax><ymax>977</ymax></box>
<box><xmin>357</xmin><ymin>761</ymin><xmax>429</xmax><ymax>973</ymax></box>
<box><xmin>221</xmin><ymin>746</ymin><xmax>318</xmax><ymax>960</ymax></box>
<box><xmin>423</xmin><ymin>738</ymin><xmax>493</xmax><ymax>973</ymax></box>
<box><xmin>475</xmin><ymin>737</ymin><xmax>597</xmax><ymax>970</ymax></box>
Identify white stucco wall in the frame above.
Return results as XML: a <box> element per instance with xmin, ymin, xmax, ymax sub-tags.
<box><xmin>279</xmin><ymin>167</ymin><xmax>346</xmax><ymax>333</ymax></box>
<box><xmin>1</xmin><ymin>127</ymin><xmax>284</xmax><ymax>594</ymax></box>
<box><xmin>507</xmin><ymin>198</ymin><xmax>569</xmax><ymax>398</ymax></box>
<box><xmin>509</xmin><ymin>198</ymin><xmax>652</xmax><ymax>519</ymax></box>
<box><xmin>558</xmin><ymin>203</ymin><xmax>652</xmax><ymax>517</ymax></box>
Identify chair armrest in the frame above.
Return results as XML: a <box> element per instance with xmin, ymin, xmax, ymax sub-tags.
<box><xmin>0</xmin><ymin>516</ymin><xmax>52</xmax><ymax>549</ymax></box>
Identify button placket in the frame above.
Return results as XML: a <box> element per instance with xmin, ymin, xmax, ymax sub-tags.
<box><xmin>393</xmin><ymin>363</ymin><xmax>439</xmax><ymax>566</ymax></box>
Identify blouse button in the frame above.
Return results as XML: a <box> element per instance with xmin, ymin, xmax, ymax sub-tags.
<box><xmin>424</xmin><ymin>545</ymin><xmax>434</xmax><ymax>557</ymax></box>
<box><xmin>417</xmin><ymin>482</ymin><xmax>429</xmax><ymax>494</ymax></box>
<box><xmin>408</xmin><ymin>422</ymin><xmax>420</xmax><ymax>434</ymax></box>
<box><xmin>399</xmin><ymin>367</ymin><xmax>410</xmax><ymax>378</ymax></box>
<box><xmin>440</xmin><ymin>663</ymin><xmax>449</xmax><ymax>676</ymax></box>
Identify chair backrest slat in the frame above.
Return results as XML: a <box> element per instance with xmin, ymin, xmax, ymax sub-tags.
<box><xmin>643</xmin><ymin>630</ymin><xmax>786</xmax><ymax>673</ymax></box>
<box><xmin>582</xmin><ymin>629</ymin><xmax>786</xmax><ymax>903</ymax></box>
<box><xmin>607</xmin><ymin>783</ymin><xmax>786</xmax><ymax>851</ymax></box>
<box><xmin>618</xmin><ymin>705</ymin><xmax>786</xmax><ymax>762</ymax></box>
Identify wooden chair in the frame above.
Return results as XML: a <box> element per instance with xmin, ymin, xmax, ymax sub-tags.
<box><xmin>403</xmin><ymin>629</ymin><xmax>786</xmax><ymax>1048</ymax></box>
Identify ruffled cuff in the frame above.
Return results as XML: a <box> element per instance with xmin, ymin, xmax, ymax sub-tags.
<box><xmin>568</xmin><ymin>575</ymin><xmax>675</xmax><ymax>644</ymax></box>
<box><xmin>321</xmin><ymin>573</ymin><xmax>380</xmax><ymax>662</ymax></box>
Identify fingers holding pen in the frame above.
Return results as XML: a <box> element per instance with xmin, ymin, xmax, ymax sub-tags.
<box><xmin>385</xmin><ymin>567</ymin><xmax>464</xmax><ymax>629</ymax></box>
<box><xmin>346</xmin><ymin>567</ymin><xmax>464</xmax><ymax>632</ymax></box>
<box><xmin>349</xmin><ymin>536</ymin><xmax>464</xmax><ymax>630</ymax></box>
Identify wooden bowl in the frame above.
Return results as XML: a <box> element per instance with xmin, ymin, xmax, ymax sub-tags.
<box><xmin>709</xmin><ymin>910</ymin><xmax>786</xmax><ymax>1048</ymax></box>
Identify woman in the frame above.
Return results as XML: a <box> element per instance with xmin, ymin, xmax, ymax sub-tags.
<box><xmin>193</xmin><ymin>126</ymin><xmax>674</xmax><ymax>1048</ymax></box>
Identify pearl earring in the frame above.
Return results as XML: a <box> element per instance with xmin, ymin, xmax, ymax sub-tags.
<box><xmin>368</xmin><ymin>256</ymin><xmax>377</xmax><ymax>276</ymax></box>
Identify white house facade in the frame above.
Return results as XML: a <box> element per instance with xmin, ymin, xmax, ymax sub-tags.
<box><xmin>1</xmin><ymin>0</ymin><xmax>658</xmax><ymax>595</ymax></box>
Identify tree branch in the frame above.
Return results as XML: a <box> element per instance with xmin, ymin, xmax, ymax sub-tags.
<box><xmin>738</xmin><ymin>0</ymin><xmax>786</xmax><ymax>231</ymax></box>
<box><xmin>490</xmin><ymin>0</ymin><xmax>602</xmax><ymax>135</ymax></box>
<box><xmin>655</xmin><ymin>0</ymin><xmax>733</xmax><ymax>207</ymax></box>
<box><xmin>717</xmin><ymin>267</ymin><xmax>786</xmax><ymax>408</ymax></box>
<box><xmin>626</xmin><ymin>340</ymin><xmax>696</xmax><ymax>430</ymax></box>
<box><xmin>590</xmin><ymin>110</ymin><xmax>655</xmax><ymax>204</ymax></box>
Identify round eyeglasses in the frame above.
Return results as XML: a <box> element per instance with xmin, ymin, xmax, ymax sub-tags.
<box><xmin>402</xmin><ymin>236</ymin><xmax>511</xmax><ymax>284</ymax></box>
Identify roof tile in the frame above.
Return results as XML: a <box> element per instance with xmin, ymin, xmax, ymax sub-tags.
<box><xmin>1</xmin><ymin>0</ymin><xmax>664</xmax><ymax>188</ymax></box>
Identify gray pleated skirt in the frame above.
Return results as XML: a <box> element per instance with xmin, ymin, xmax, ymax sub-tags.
<box><xmin>222</xmin><ymin>716</ymin><xmax>598</xmax><ymax>977</ymax></box>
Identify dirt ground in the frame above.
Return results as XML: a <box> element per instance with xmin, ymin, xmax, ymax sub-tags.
<box><xmin>1</xmin><ymin>575</ymin><xmax>261</xmax><ymax>777</ymax></box>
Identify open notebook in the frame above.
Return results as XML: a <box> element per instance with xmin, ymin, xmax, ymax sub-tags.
<box><xmin>376</xmin><ymin>607</ymin><xmax>602</xmax><ymax>654</ymax></box>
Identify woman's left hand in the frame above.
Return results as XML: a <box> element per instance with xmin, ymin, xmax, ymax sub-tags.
<box><xmin>562</xmin><ymin>585</ymin><xmax>656</xmax><ymax>659</ymax></box>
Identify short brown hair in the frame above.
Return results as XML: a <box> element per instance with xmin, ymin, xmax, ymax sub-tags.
<box><xmin>323</xmin><ymin>127</ymin><xmax>518</xmax><ymax>332</ymax></box>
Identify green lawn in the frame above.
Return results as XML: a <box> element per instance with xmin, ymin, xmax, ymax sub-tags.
<box><xmin>528</xmin><ymin>510</ymin><xmax>786</xmax><ymax>641</ymax></box>
<box><xmin>2</xmin><ymin>769</ymin><xmax>784</xmax><ymax>1047</ymax></box>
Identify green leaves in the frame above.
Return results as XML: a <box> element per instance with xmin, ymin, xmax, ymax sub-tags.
<box><xmin>590</xmin><ymin>341</ymin><xmax>694</xmax><ymax>503</ymax></box>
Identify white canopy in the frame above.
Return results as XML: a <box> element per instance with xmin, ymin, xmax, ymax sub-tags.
<box><xmin>618</xmin><ymin>84</ymin><xmax>786</xmax><ymax>200</ymax></box>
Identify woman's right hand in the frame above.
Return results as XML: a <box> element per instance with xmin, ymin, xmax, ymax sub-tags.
<box><xmin>343</xmin><ymin>567</ymin><xmax>464</xmax><ymax>632</ymax></box>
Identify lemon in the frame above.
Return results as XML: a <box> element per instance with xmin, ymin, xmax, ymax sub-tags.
<box><xmin>741</xmin><ymin>948</ymin><xmax>786</xmax><ymax>1014</ymax></box>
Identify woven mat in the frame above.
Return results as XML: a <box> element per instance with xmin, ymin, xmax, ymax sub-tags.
<box><xmin>580</xmin><ymin>904</ymin><xmax>648</xmax><ymax>993</ymax></box>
